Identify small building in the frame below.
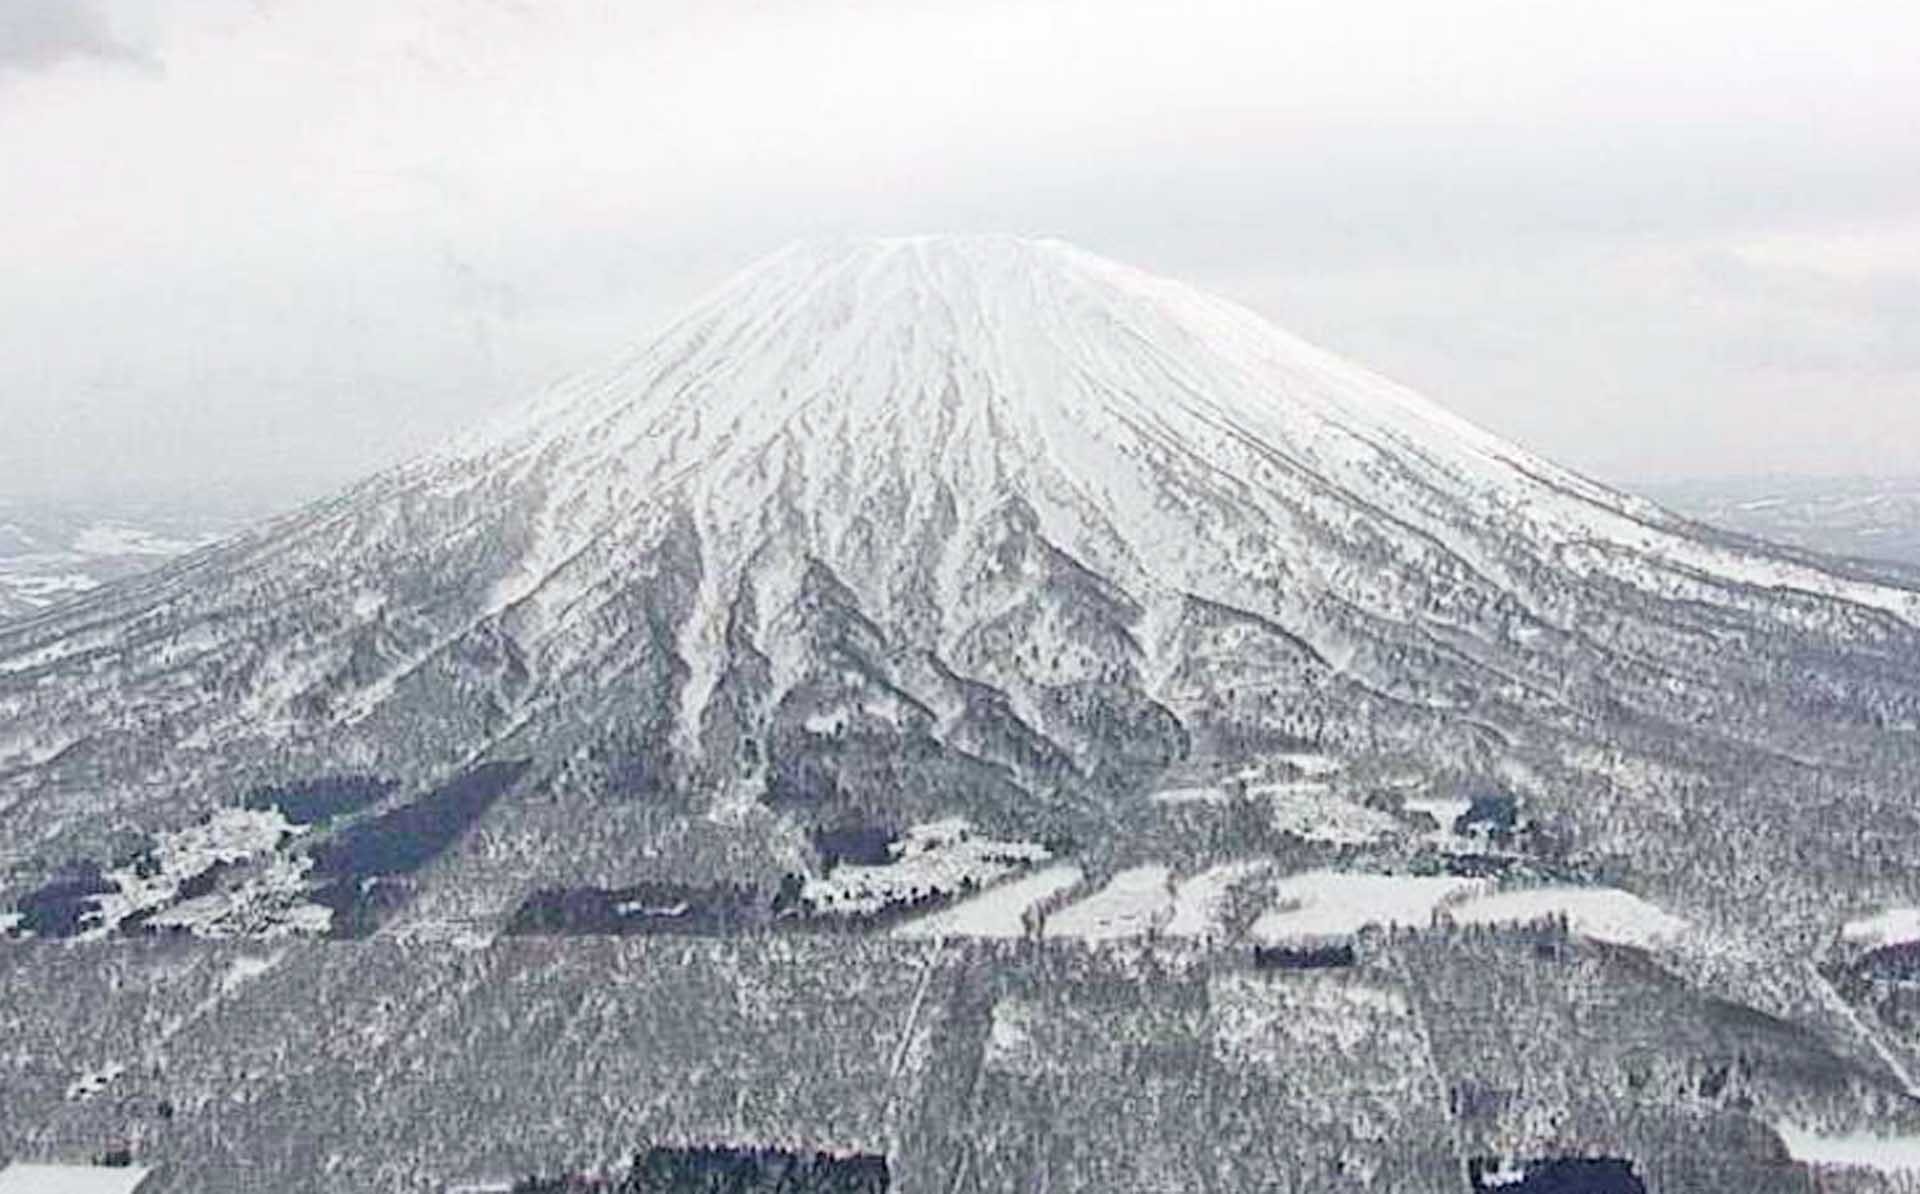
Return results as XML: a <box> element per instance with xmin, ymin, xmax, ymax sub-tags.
<box><xmin>0</xmin><ymin>1164</ymin><xmax>152</xmax><ymax>1194</ymax></box>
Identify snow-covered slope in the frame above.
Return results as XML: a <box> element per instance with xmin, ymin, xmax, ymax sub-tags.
<box><xmin>4</xmin><ymin>236</ymin><xmax>1920</xmax><ymax>943</ymax></box>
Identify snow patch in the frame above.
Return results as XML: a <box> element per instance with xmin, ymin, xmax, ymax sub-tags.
<box><xmin>64</xmin><ymin>1062</ymin><xmax>125</xmax><ymax>1103</ymax></box>
<box><xmin>1148</xmin><ymin>785</ymin><xmax>1230</xmax><ymax>806</ymax></box>
<box><xmin>1248</xmin><ymin>870</ymin><xmax>1489</xmax><ymax>944</ymax></box>
<box><xmin>1045</xmin><ymin>865</ymin><xmax>1174</xmax><ymax>941</ymax></box>
<box><xmin>1450</xmin><ymin>886</ymin><xmax>1690</xmax><ymax>949</ymax></box>
<box><xmin>803</xmin><ymin>819</ymin><xmax>1051</xmax><ymax>918</ymax></box>
<box><xmin>220</xmin><ymin>952</ymin><xmax>285</xmax><ymax>995</ymax></box>
<box><xmin>893</xmin><ymin>863</ymin><xmax>1084</xmax><ymax>940</ymax></box>
<box><xmin>802</xmin><ymin>711</ymin><xmax>848</xmax><ymax>735</ymax></box>
<box><xmin>1843</xmin><ymin>908</ymin><xmax>1920</xmax><ymax>951</ymax></box>
<box><xmin>1164</xmin><ymin>860</ymin><xmax>1272</xmax><ymax>939</ymax></box>
<box><xmin>22</xmin><ymin>808</ymin><xmax>335</xmax><ymax>941</ymax></box>
<box><xmin>384</xmin><ymin>919</ymin><xmax>493</xmax><ymax>951</ymax></box>
<box><xmin>0</xmin><ymin>1164</ymin><xmax>153</xmax><ymax>1194</ymax></box>
<box><xmin>985</xmin><ymin>998</ymin><xmax>1038</xmax><ymax>1069</ymax></box>
<box><xmin>1258</xmin><ymin>782</ymin><xmax>1400</xmax><ymax>845</ymax></box>
<box><xmin>1776</xmin><ymin>1125</ymin><xmax>1920</xmax><ymax>1173</ymax></box>
<box><xmin>1274</xmin><ymin>752</ymin><xmax>1345</xmax><ymax>777</ymax></box>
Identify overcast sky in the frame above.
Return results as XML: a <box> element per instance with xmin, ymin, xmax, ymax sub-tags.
<box><xmin>2</xmin><ymin>0</ymin><xmax>1917</xmax><ymax>504</ymax></box>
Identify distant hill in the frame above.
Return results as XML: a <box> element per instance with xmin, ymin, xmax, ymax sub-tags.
<box><xmin>0</xmin><ymin>497</ymin><xmax>255</xmax><ymax>622</ymax></box>
<box><xmin>1642</xmin><ymin>475</ymin><xmax>1920</xmax><ymax>568</ymax></box>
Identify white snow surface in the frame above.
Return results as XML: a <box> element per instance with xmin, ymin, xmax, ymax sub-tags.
<box><xmin>1044</xmin><ymin>864</ymin><xmax>1174</xmax><ymax>941</ymax></box>
<box><xmin>1164</xmin><ymin>860</ymin><xmax>1272</xmax><ymax>938</ymax></box>
<box><xmin>82</xmin><ymin>807</ymin><xmax>321</xmax><ymax>940</ymax></box>
<box><xmin>802</xmin><ymin>819</ymin><xmax>1051</xmax><ymax>918</ymax></box>
<box><xmin>1272</xmin><ymin>752</ymin><xmax>1345</xmax><ymax>777</ymax></box>
<box><xmin>436</xmin><ymin>233</ymin><xmax>1920</xmax><ymax>694</ymax></box>
<box><xmin>0</xmin><ymin>1165</ymin><xmax>151</xmax><ymax>1194</ymax></box>
<box><xmin>1843</xmin><ymin>908</ymin><xmax>1920</xmax><ymax>951</ymax></box>
<box><xmin>1258</xmin><ymin>782</ymin><xmax>1401</xmax><ymax>845</ymax></box>
<box><xmin>1776</xmin><ymin>1125</ymin><xmax>1920</xmax><ymax>1172</ymax></box>
<box><xmin>1248</xmin><ymin>870</ymin><xmax>1490</xmax><ymax>944</ymax></box>
<box><xmin>1449</xmin><ymin>886</ymin><xmax>1690</xmax><ymax>949</ymax></box>
<box><xmin>893</xmin><ymin>863</ymin><xmax>1084</xmax><ymax>940</ymax></box>
<box><xmin>1148</xmin><ymin>785</ymin><xmax>1231</xmax><ymax>807</ymax></box>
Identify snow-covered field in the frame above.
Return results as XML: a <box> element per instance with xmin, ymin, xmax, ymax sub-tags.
<box><xmin>0</xmin><ymin>1164</ymin><xmax>152</xmax><ymax>1194</ymax></box>
<box><xmin>802</xmin><ymin>819</ymin><xmax>1052</xmax><ymax>918</ymax></box>
<box><xmin>1843</xmin><ymin>908</ymin><xmax>1920</xmax><ymax>951</ymax></box>
<box><xmin>1449</xmin><ymin>886</ymin><xmax>1690</xmax><ymax>949</ymax></box>
<box><xmin>893</xmin><ymin>863</ymin><xmax>1084</xmax><ymax>939</ymax></box>
<box><xmin>1045</xmin><ymin>865</ymin><xmax>1173</xmax><ymax>941</ymax></box>
<box><xmin>1248</xmin><ymin>871</ymin><xmax>1490</xmax><ymax>943</ymax></box>
<box><xmin>1272</xmin><ymin>752</ymin><xmax>1345</xmax><ymax>777</ymax></box>
<box><xmin>1147</xmin><ymin>785</ymin><xmax>1230</xmax><ymax>806</ymax></box>
<box><xmin>1164</xmin><ymin>860</ymin><xmax>1272</xmax><ymax>939</ymax></box>
<box><xmin>1776</xmin><ymin>1125</ymin><xmax>1920</xmax><ymax>1173</ymax></box>
<box><xmin>1258</xmin><ymin>781</ymin><xmax>1400</xmax><ymax>845</ymax></box>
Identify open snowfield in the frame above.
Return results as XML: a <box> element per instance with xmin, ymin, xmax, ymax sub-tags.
<box><xmin>1044</xmin><ymin>865</ymin><xmax>1173</xmax><ymax>941</ymax></box>
<box><xmin>892</xmin><ymin>863</ymin><xmax>1085</xmax><ymax>940</ymax></box>
<box><xmin>1843</xmin><ymin>908</ymin><xmax>1920</xmax><ymax>951</ymax></box>
<box><xmin>1776</xmin><ymin>1125</ymin><xmax>1920</xmax><ymax>1173</ymax></box>
<box><xmin>0</xmin><ymin>1164</ymin><xmax>152</xmax><ymax>1194</ymax></box>
<box><xmin>1449</xmin><ymin>886</ymin><xmax>1690</xmax><ymax>949</ymax></box>
<box><xmin>802</xmin><ymin>819</ymin><xmax>1051</xmax><ymax>918</ymax></box>
<box><xmin>1258</xmin><ymin>782</ymin><xmax>1400</xmax><ymax>844</ymax></box>
<box><xmin>1164</xmin><ymin>860</ymin><xmax>1272</xmax><ymax>938</ymax></box>
<box><xmin>1147</xmin><ymin>785</ymin><xmax>1230</xmax><ymax>807</ymax></box>
<box><xmin>1248</xmin><ymin>871</ymin><xmax>1490</xmax><ymax>943</ymax></box>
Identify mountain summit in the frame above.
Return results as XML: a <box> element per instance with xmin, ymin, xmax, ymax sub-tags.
<box><xmin>12</xmin><ymin>237</ymin><xmax>1920</xmax><ymax>1192</ymax></box>
<box><xmin>3</xmin><ymin>236</ymin><xmax>1919</xmax><ymax>938</ymax></box>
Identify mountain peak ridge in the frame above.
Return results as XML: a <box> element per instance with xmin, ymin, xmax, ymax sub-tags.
<box><xmin>6</xmin><ymin>240</ymin><xmax>1920</xmax><ymax>899</ymax></box>
<box><xmin>420</xmin><ymin>236</ymin><xmax>1920</xmax><ymax>636</ymax></box>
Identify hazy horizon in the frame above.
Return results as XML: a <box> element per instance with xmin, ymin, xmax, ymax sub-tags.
<box><xmin>3</xmin><ymin>0</ymin><xmax>1917</xmax><ymax>503</ymax></box>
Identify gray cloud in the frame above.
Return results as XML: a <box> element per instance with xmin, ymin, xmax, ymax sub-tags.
<box><xmin>0</xmin><ymin>1</ymin><xmax>150</xmax><ymax>74</ymax></box>
<box><xmin>0</xmin><ymin>0</ymin><xmax>1914</xmax><ymax>502</ymax></box>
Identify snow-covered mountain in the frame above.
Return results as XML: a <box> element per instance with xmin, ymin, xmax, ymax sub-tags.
<box><xmin>10</xmin><ymin>236</ymin><xmax>1920</xmax><ymax>1190</ymax></box>
<box><xmin>5</xmin><ymin>235</ymin><xmax>1920</xmax><ymax>933</ymax></box>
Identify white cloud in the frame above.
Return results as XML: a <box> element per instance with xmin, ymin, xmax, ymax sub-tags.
<box><xmin>0</xmin><ymin>0</ymin><xmax>1916</xmax><ymax>498</ymax></box>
